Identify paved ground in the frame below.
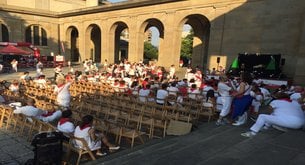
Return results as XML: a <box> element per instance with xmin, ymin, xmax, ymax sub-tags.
<box><xmin>1</xmin><ymin>66</ymin><xmax>305</xmax><ymax>165</ymax></box>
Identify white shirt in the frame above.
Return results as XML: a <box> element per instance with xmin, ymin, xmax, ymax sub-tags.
<box><xmin>290</xmin><ymin>93</ymin><xmax>301</xmax><ymax>101</ymax></box>
<box><xmin>40</xmin><ymin>110</ymin><xmax>62</xmax><ymax>123</ymax></box>
<box><xmin>217</xmin><ymin>82</ymin><xmax>231</xmax><ymax>97</ymax></box>
<box><xmin>54</xmin><ymin>82</ymin><xmax>71</xmax><ymax>107</ymax></box>
<box><xmin>74</xmin><ymin>126</ymin><xmax>101</xmax><ymax>150</ymax></box>
<box><xmin>156</xmin><ymin>89</ymin><xmax>168</xmax><ymax>104</ymax></box>
<box><xmin>14</xmin><ymin>105</ymin><xmax>42</xmax><ymax>117</ymax></box>
<box><xmin>57</xmin><ymin>120</ymin><xmax>75</xmax><ymax>134</ymax></box>
<box><xmin>139</xmin><ymin>88</ymin><xmax>150</xmax><ymax>102</ymax></box>
<box><xmin>270</xmin><ymin>100</ymin><xmax>305</xmax><ymax>119</ymax></box>
<box><xmin>188</xmin><ymin>88</ymin><xmax>201</xmax><ymax>100</ymax></box>
<box><xmin>260</xmin><ymin>87</ymin><xmax>271</xmax><ymax>100</ymax></box>
<box><xmin>167</xmin><ymin>86</ymin><xmax>179</xmax><ymax>96</ymax></box>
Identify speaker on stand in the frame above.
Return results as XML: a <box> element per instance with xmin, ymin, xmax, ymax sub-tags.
<box><xmin>216</xmin><ymin>57</ymin><xmax>220</xmax><ymax>71</ymax></box>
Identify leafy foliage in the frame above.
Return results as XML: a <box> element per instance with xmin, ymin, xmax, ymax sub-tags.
<box><xmin>180</xmin><ymin>29</ymin><xmax>194</xmax><ymax>59</ymax></box>
<box><xmin>144</xmin><ymin>41</ymin><xmax>158</xmax><ymax>60</ymax></box>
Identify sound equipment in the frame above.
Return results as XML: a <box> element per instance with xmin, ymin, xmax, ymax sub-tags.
<box><xmin>217</xmin><ymin>57</ymin><xmax>220</xmax><ymax>64</ymax></box>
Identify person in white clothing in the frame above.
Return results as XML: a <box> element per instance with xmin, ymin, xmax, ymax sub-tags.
<box><xmin>11</xmin><ymin>59</ymin><xmax>18</xmax><ymax>72</ymax></box>
<box><xmin>9</xmin><ymin>80</ymin><xmax>20</xmax><ymax>94</ymax></box>
<box><xmin>169</xmin><ymin>65</ymin><xmax>175</xmax><ymax>79</ymax></box>
<box><xmin>39</xmin><ymin>105</ymin><xmax>62</xmax><ymax>123</ymax></box>
<box><xmin>216</xmin><ymin>76</ymin><xmax>233</xmax><ymax>125</ymax></box>
<box><xmin>188</xmin><ymin>84</ymin><xmax>201</xmax><ymax>100</ymax></box>
<box><xmin>57</xmin><ymin>110</ymin><xmax>75</xmax><ymax>134</ymax></box>
<box><xmin>36</xmin><ymin>61</ymin><xmax>43</xmax><ymax>77</ymax></box>
<box><xmin>74</xmin><ymin>115</ymin><xmax>119</xmax><ymax>156</ymax></box>
<box><xmin>290</xmin><ymin>86</ymin><xmax>303</xmax><ymax>101</ymax></box>
<box><xmin>156</xmin><ymin>83</ymin><xmax>169</xmax><ymax>105</ymax></box>
<box><xmin>54</xmin><ymin>77</ymin><xmax>71</xmax><ymax>108</ymax></box>
<box><xmin>139</xmin><ymin>84</ymin><xmax>151</xmax><ymax>102</ymax></box>
<box><xmin>241</xmin><ymin>92</ymin><xmax>305</xmax><ymax>137</ymax></box>
<box><xmin>251</xmin><ymin>86</ymin><xmax>264</xmax><ymax>114</ymax></box>
<box><xmin>13</xmin><ymin>98</ymin><xmax>42</xmax><ymax>117</ymax></box>
<box><xmin>167</xmin><ymin>82</ymin><xmax>179</xmax><ymax>96</ymax></box>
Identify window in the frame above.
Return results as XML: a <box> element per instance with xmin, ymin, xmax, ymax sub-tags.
<box><xmin>25</xmin><ymin>25</ymin><xmax>48</xmax><ymax>46</ymax></box>
<box><xmin>1</xmin><ymin>24</ymin><xmax>9</xmax><ymax>42</ymax></box>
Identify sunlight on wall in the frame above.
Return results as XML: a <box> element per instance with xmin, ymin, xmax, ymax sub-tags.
<box><xmin>209</xmin><ymin>55</ymin><xmax>227</xmax><ymax>71</ymax></box>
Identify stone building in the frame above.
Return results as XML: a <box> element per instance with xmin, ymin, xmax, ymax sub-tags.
<box><xmin>0</xmin><ymin>0</ymin><xmax>305</xmax><ymax>83</ymax></box>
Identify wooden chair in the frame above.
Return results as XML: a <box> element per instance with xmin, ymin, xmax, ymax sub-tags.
<box><xmin>199</xmin><ymin>97</ymin><xmax>217</xmax><ymax>122</ymax></box>
<box><xmin>67</xmin><ymin>135</ymin><xmax>97</xmax><ymax>165</ymax></box>
<box><xmin>118</xmin><ymin>127</ymin><xmax>146</xmax><ymax>148</ymax></box>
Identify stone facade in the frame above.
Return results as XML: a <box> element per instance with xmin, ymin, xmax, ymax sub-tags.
<box><xmin>0</xmin><ymin>0</ymin><xmax>305</xmax><ymax>84</ymax></box>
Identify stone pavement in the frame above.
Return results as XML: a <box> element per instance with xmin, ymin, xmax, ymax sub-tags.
<box><xmin>89</xmin><ymin>121</ymin><xmax>305</xmax><ymax>165</ymax></box>
<box><xmin>0</xmin><ymin>129</ymin><xmax>33</xmax><ymax>164</ymax></box>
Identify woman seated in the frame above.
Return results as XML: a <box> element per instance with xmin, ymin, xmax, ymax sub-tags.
<box><xmin>74</xmin><ymin>115</ymin><xmax>119</xmax><ymax>156</ymax></box>
<box><xmin>241</xmin><ymin>92</ymin><xmax>305</xmax><ymax>137</ymax></box>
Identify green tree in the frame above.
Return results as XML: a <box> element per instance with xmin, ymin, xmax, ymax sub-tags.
<box><xmin>180</xmin><ymin>29</ymin><xmax>194</xmax><ymax>59</ymax></box>
<box><xmin>144</xmin><ymin>41</ymin><xmax>158</xmax><ymax>60</ymax></box>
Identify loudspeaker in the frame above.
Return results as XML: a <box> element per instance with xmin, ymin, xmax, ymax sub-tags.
<box><xmin>281</xmin><ymin>58</ymin><xmax>285</xmax><ymax>66</ymax></box>
<box><xmin>217</xmin><ymin>57</ymin><xmax>220</xmax><ymax>64</ymax></box>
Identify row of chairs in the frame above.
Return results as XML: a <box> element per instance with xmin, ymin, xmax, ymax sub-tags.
<box><xmin>0</xmin><ymin>104</ymin><xmax>106</xmax><ymax>165</ymax></box>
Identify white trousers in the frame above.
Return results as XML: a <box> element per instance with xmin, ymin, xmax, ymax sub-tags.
<box><xmin>250</xmin><ymin>114</ymin><xmax>305</xmax><ymax>132</ymax></box>
<box><xmin>217</xmin><ymin>96</ymin><xmax>233</xmax><ymax>117</ymax></box>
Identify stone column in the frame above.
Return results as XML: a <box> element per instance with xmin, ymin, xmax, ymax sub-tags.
<box><xmin>127</xmin><ymin>20</ymin><xmax>140</xmax><ymax>63</ymax></box>
<box><xmin>157</xmin><ymin>12</ymin><xmax>181</xmax><ymax>68</ymax></box>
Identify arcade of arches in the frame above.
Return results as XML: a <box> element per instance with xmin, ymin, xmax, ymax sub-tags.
<box><xmin>1</xmin><ymin>0</ymin><xmax>305</xmax><ymax>84</ymax></box>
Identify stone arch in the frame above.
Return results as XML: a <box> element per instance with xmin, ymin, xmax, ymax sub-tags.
<box><xmin>109</xmin><ymin>21</ymin><xmax>129</xmax><ymax>63</ymax></box>
<box><xmin>0</xmin><ymin>23</ymin><xmax>9</xmax><ymax>42</ymax></box>
<box><xmin>139</xmin><ymin>18</ymin><xmax>164</xmax><ymax>62</ymax></box>
<box><xmin>85</xmin><ymin>24</ymin><xmax>101</xmax><ymax>63</ymax></box>
<box><xmin>66</xmin><ymin>26</ymin><xmax>80</xmax><ymax>62</ymax></box>
<box><xmin>178</xmin><ymin>14</ymin><xmax>211</xmax><ymax>69</ymax></box>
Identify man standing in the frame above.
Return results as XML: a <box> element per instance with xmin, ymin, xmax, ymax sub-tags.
<box><xmin>11</xmin><ymin>59</ymin><xmax>18</xmax><ymax>72</ymax></box>
<box><xmin>36</xmin><ymin>61</ymin><xmax>43</xmax><ymax>77</ymax></box>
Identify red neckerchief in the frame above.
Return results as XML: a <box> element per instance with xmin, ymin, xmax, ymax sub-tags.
<box><xmin>59</xmin><ymin>118</ymin><xmax>70</xmax><ymax>125</ymax></box>
<box><xmin>279</xmin><ymin>98</ymin><xmax>292</xmax><ymax>102</ymax></box>
<box><xmin>80</xmin><ymin>124</ymin><xmax>91</xmax><ymax>130</ymax></box>
<box><xmin>190</xmin><ymin>88</ymin><xmax>196</xmax><ymax>92</ymax></box>
<box><xmin>42</xmin><ymin>111</ymin><xmax>55</xmax><ymax>117</ymax></box>
<box><xmin>57</xmin><ymin>83</ymin><xmax>65</xmax><ymax>88</ymax></box>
